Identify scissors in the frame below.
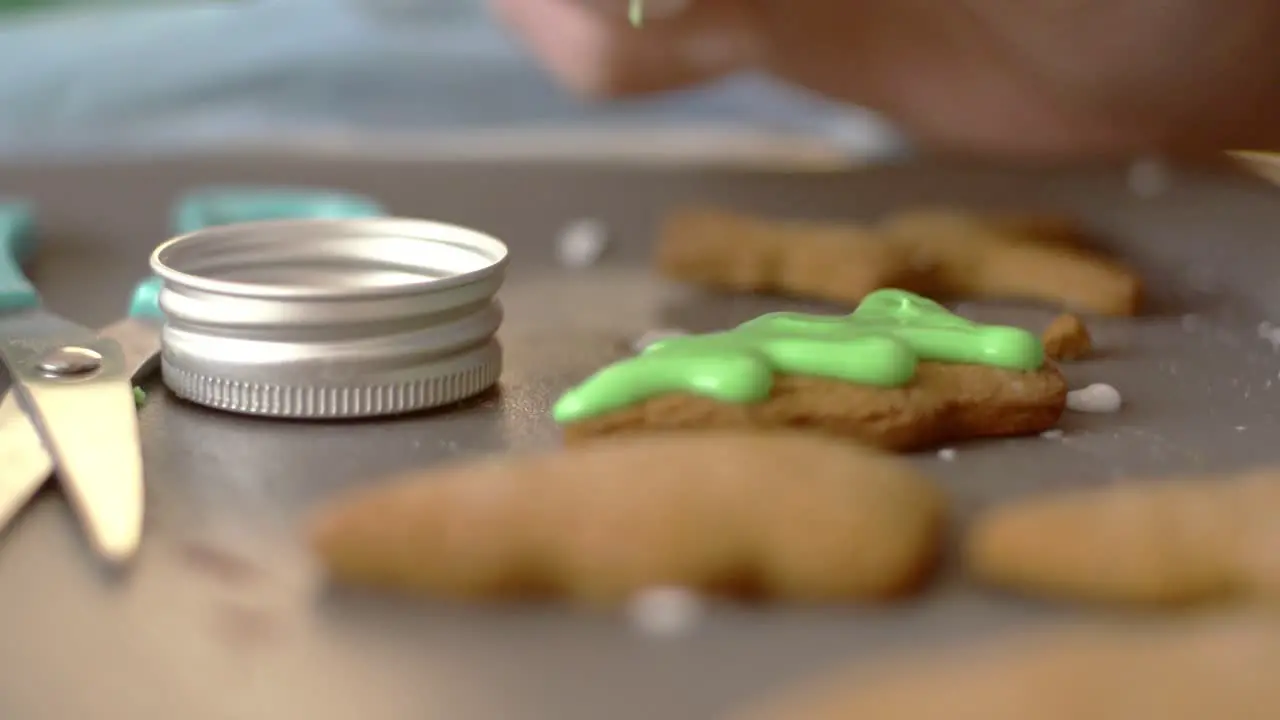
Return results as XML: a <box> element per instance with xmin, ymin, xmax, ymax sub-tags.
<box><xmin>0</xmin><ymin>201</ymin><xmax>162</xmax><ymax>565</ymax></box>
<box><xmin>0</xmin><ymin>187</ymin><xmax>384</xmax><ymax>565</ymax></box>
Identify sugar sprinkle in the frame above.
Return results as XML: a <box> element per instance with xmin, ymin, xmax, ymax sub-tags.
<box><xmin>556</xmin><ymin>217</ymin><xmax>609</xmax><ymax>268</ymax></box>
<box><xmin>627</xmin><ymin>586</ymin><xmax>703</xmax><ymax>638</ymax></box>
<box><xmin>1066</xmin><ymin>383</ymin><xmax>1123</xmax><ymax>413</ymax></box>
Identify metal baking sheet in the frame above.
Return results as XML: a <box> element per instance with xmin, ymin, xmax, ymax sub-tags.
<box><xmin>1</xmin><ymin>155</ymin><xmax>1278</xmax><ymax>720</ymax></box>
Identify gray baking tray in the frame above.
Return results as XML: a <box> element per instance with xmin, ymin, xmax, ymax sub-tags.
<box><xmin>1</xmin><ymin>155</ymin><xmax>1278</xmax><ymax>720</ymax></box>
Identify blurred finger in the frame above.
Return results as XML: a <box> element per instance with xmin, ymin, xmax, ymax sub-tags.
<box><xmin>489</xmin><ymin>0</ymin><xmax>763</xmax><ymax>98</ymax></box>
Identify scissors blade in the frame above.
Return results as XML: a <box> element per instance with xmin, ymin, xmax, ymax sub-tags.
<box><xmin>0</xmin><ymin>310</ymin><xmax>93</xmax><ymax>533</ymax></box>
<box><xmin>0</xmin><ymin>334</ymin><xmax>144</xmax><ymax>564</ymax></box>
<box><xmin>0</xmin><ymin>317</ymin><xmax>159</xmax><ymax>543</ymax></box>
<box><xmin>0</xmin><ymin>391</ymin><xmax>53</xmax><ymax>530</ymax></box>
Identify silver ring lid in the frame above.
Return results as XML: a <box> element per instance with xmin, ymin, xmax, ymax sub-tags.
<box><xmin>160</xmin><ymin>341</ymin><xmax>502</xmax><ymax>419</ymax></box>
<box><xmin>150</xmin><ymin>217</ymin><xmax>508</xmax><ymax>419</ymax></box>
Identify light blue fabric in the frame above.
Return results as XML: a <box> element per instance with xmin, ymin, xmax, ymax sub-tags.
<box><xmin>0</xmin><ymin>0</ymin><xmax>905</xmax><ymax>158</ymax></box>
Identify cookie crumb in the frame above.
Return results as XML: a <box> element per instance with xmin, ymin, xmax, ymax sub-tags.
<box><xmin>632</xmin><ymin>328</ymin><xmax>688</xmax><ymax>353</ymax></box>
<box><xmin>1041</xmin><ymin>313</ymin><xmax>1092</xmax><ymax>361</ymax></box>
<box><xmin>627</xmin><ymin>586</ymin><xmax>703</xmax><ymax>638</ymax></box>
<box><xmin>937</xmin><ymin>448</ymin><xmax>958</xmax><ymax>461</ymax></box>
<box><xmin>1066</xmin><ymin>383</ymin><xmax>1122</xmax><ymax>413</ymax></box>
<box><xmin>1040</xmin><ymin>429</ymin><xmax>1065</xmax><ymax>439</ymax></box>
<box><xmin>556</xmin><ymin>217</ymin><xmax>609</xmax><ymax>268</ymax></box>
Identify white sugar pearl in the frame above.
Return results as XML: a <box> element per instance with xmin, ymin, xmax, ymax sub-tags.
<box><xmin>1128</xmin><ymin>157</ymin><xmax>1171</xmax><ymax>198</ymax></box>
<box><xmin>1258</xmin><ymin>322</ymin><xmax>1280</xmax><ymax>350</ymax></box>
<box><xmin>1066</xmin><ymin>383</ymin><xmax>1123</xmax><ymax>413</ymax></box>
<box><xmin>937</xmin><ymin>448</ymin><xmax>957</xmax><ymax>461</ymax></box>
<box><xmin>556</xmin><ymin>217</ymin><xmax>609</xmax><ymax>268</ymax></box>
<box><xmin>632</xmin><ymin>328</ymin><xmax>688</xmax><ymax>353</ymax></box>
<box><xmin>1040</xmin><ymin>429</ymin><xmax>1065</xmax><ymax>439</ymax></box>
<box><xmin>627</xmin><ymin>586</ymin><xmax>703</xmax><ymax>638</ymax></box>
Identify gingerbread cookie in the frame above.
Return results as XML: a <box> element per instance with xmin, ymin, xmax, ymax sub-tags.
<box><xmin>732</xmin><ymin>616</ymin><xmax>1280</xmax><ymax>720</ymax></box>
<box><xmin>965</xmin><ymin>470</ymin><xmax>1280</xmax><ymax>607</ymax></box>
<box><xmin>657</xmin><ymin>207</ymin><xmax>1142</xmax><ymax>315</ymax></box>
<box><xmin>554</xmin><ymin>289</ymin><xmax>1067</xmax><ymax>451</ymax></box>
<box><xmin>306</xmin><ymin>432</ymin><xmax>946</xmax><ymax>606</ymax></box>
<box><xmin>1041</xmin><ymin>313</ymin><xmax>1093</xmax><ymax>361</ymax></box>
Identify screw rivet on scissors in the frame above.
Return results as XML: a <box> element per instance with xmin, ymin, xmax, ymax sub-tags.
<box><xmin>37</xmin><ymin>346</ymin><xmax>103</xmax><ymax>376</ymax></box>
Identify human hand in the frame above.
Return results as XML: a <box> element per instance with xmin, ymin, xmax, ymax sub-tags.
<box><xmin>490</xmin><ymin>0</ymin><xmax>1280</xmax><ymax>158</ymax></box>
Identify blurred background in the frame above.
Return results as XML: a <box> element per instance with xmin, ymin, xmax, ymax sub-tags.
<box><xmin>0</xmin><ymin>0</ymin><xmax>908</xmax><ymax>162</ymax></box>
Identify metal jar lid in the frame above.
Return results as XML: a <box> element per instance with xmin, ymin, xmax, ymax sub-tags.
<box><xmin>149</xmin><ymin>217</ymin><xmax>508</xmax><ymax>419</ymax></box>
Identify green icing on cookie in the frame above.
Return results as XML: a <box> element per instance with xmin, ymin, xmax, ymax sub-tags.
<box><xmin>133</xmin><ymin>386</ymin><xmax>147</xmax><ymax>407</ymax></box>
<box><xmin>628</xmin><ymin>0</ymin><xmax>643</xmax><ymax>26</ymax></box>
<box><xmin>552</xmin><ymin>288</ymin><xmax>1044</xmax><ymax>424</ymax></box>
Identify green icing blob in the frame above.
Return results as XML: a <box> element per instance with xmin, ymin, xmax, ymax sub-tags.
<box><xmin>629</xmin><ymin>0</ymin><xmax>643</xmax><ymax>26</ymax></box>
<box><xmin>133</xmin><ymin>386</ymin><xmax>147</xmax><ymax>408</ymax></box>
<box><xmin>552</xmin><ymin>288</ymin><xmax>1044</xmax><ymax>424</ymax></box>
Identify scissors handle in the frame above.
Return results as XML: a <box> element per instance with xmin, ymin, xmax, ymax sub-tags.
<box><xmin>172</xmin><ymin>186</ymin><xmax>386</xmax><ymax>234</ymax></box>
<box><xmin>126</xmin><ymin>276</ymin><xmax>164</xmax><ymax>320</ymax></box>
<box><xmin>98</xmin><ymin>277</ymin><xmax>165</xmax><ymax>381</ymax></box>
<box><xmin>0</xmin><ymin>201</ymin><xmax>38</xmax><ymax>311</ymax></box>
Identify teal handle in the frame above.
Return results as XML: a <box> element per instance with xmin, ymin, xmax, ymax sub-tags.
<box><xmin>0</xmin><ymin>201</ymin><xmax>38</xmax><ymax>311</ymax></box>
<box><xmin>172</xmin><ymin>186</ymin><xmax>386</xmax><ymax>234</ymax></box>
<box><xmin>127</xmin><ymin>276</ymin><xmax>164</xmax><ymax>320</ymax></box>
